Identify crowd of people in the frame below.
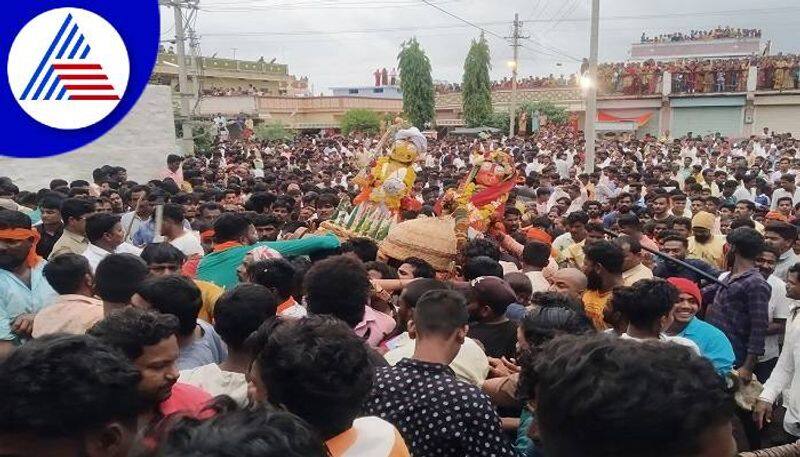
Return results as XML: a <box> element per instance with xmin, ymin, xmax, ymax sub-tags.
<box><xmin>435</xmin><ymin>55</ymin><xmax>800</xmax><ymax>97</ymax></box>
<box><xmin>4</xmin><ymin>122</ymin><xmax>800</xmax><ymax>455</ymax></box>
<box><xmin>640</xmin><ymin>26</ymin><xmax>762</xmax><ymax>44</ymax></box>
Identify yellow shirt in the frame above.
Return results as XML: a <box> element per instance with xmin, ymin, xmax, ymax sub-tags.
<box><xmin>622</xmin><ymin>263</ymin><xmax>654</xmax><ymax>287</ymax></box>
<box><xmin>563</xmin><ymin>240</ymin><xmax>586</xmax><ymax>268</ymax></box>
<box><xmin>194</xmin><ymin>279</ymin><xmax>223</xmax><ymax>322</ymax></box>
<box><xmin>583</xmin><ymin>289</ymin><xmax>612</xmax><ymax>331</ymax></box>
<box><xmin>687</xmin><ymin>235</ymin><xmax>726</xmax><ymax>268</ymax></box>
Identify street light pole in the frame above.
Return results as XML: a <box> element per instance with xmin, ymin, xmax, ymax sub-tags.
<box><xmin>584</xmin><ymin>0</ymin><xmax>599</xmax><ymax>172</ymax></box>
<box><xmin>508</xmin><ymin>13</ymin><xmax>522</xmax><ymax>138</ymax></box>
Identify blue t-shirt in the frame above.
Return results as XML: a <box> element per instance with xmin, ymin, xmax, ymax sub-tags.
<box><xmin>677</xmin><ymin>316</ymin><xmax>735</xmax><ymax>376</ymax></box>
<box><xmin>0</xmin><ymin>262</ymin><xmax>57</xmax><ymax>344</ymax></box>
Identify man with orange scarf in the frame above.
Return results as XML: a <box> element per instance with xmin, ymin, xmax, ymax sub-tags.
<box><xmin>0</xmin><ymin>210</ymin><xmax>57</xmax><ymax>358</ymax></box>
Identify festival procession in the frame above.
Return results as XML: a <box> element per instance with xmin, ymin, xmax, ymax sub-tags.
<box><xmin>3</xmin><ymin>1</ymin><xmax>800</xmax><ymax>456</ymax></box>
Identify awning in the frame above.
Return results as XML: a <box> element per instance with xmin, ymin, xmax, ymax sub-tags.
<box><xmin>597</xmin><ymin>111</ymin><xmax>653</xmax><ymax>126</ymax></box>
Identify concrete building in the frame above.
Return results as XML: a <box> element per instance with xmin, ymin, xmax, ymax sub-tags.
<box><xmin>330</xmin><ymin>85</ymin><xmax>402</xmax><ymax>99</ymax></box>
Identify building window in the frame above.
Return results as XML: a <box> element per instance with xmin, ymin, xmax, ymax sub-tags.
<box><xmin>373</xmin><ymin>88</ymin><xmax>384</xmax><ymax>93</ymax></box>
<box><xmin>348</xmin><ymin>89</ymin><xmax>359</xmax><ymax>94</ymax></box>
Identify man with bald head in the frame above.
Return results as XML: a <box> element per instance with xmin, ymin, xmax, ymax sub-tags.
<box><xmin>548</xmin><ymin>268</ymin><xmax>588</xmax><ymax>301</ymax></box>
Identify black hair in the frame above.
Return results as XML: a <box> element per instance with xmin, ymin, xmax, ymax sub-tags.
<box><xmin>84</xmin><ymin>212</ymin><xmax>120</xmax><ymax>243</ymax></box>
<box><xmin>70</xmin><ymin>180</ymin><xmax>90</xmax><ymax>189</ymax></box>
<box><xmin>272</xmin><ymin>195</ymin><xmax>295</xmax><ymax>211</ymax></box>
<box><xmin>38</xmin><ymin>192</ymin><xmax>65</xmax><ymax>210</ymax></box>
<box><xmin>213</xmin><ymin>213</ymin><xmax>251</xmax><ymax>243</ymax></box>
<box><xmin>140</xmin><ymin>242</ymin><xmax>187</xmax><ymax>265</ymax></box>
<box><xmin>245</xmin><ymin>192</ymin><xmax>277</xmax><ymax>214</ymax></box>
<box><xmin>463</xmin><ymin>255</ymin><xmax>503</xmax><ymax>280</ymax></box>
<box><xmin>413</xmin><ymin>289</ymin><xmax>469</xmax><ymax>337</ymax></box>
<box><xmin>214</xmin><ymin>284</ymin><xmax>278</xmax><ymax>350</ymax></box>
<box><xmin>765</xmin><ymin>221</ymin><xmax>798</xmax><ymax>242</ymax></box>
<box><xmin>672</xmin><ymin>216</ymin><xmax>692</xmax><ymax>229</ymax></box>
<box><xmin>585</xmin><ymin>221</ymin><xmax>606</xmax><ymax>234</ymax></box>
<box><xmin>399</xmin><ymin>278</ymin><xmax>451</xmax><ymax>309</ymax></box>
<box><xmin>760</xmin><ymin>243</ymin><xmax>782</xmax><ymax>258</ymax></box>
<box><xmin>88</xmin><ymin>307</ymin><xmax>179</xmax><ymax>360</ymax></box>
<box><xmin>162</xmin><ymin>203</ymin><xmax>185</xmax><ymax>225</ymax></box>
<box><xmin>364</xmin><ymin>260</ymin><xmax>399</xmax><ymax>279</ymax></box>
<box><xmin>42</xmin><ymin>253</ymin><xmax>91</xmax><ymax>295</ymax></box>
<box><xmin>0</xmin><ymin>209</ymin><xmax>32</xmax><ymax>229</ymax></box>
<box><xmin>611</xmin><ymin>279</ymin><xmax>677</xmax><ymax>328</ymax></box>
<box><xmin>401</xmin><ymin>256</ymin><xmax>436</xmax><ymax>279</ymax></box>
<box><xmin>463</xmin><ymin>238</ymin><xmax>502</xmax><ymax>261</ymax></box>
<box><xmin>136</xmin><ymin>275</ymin><xmax>202</xmax><ymax>336</ymax></box>
<box><xmin>736</xmin><ymin>199</ymin><xmax>756</xmax><ymax>212</ymax></box>
<box><xmin>60</xmin><ymin>198</ymin><xmax>95</xmax><ymax>224</ymax></box>
<box><xmin>250</xmin><ymin>213</ymin><xmax>282</xmax><ymax>228</ymax></box>
<box><xmin>565</xmin><ymin>210</ymin><xmax>589</xmax><ymax>226</ymax></box>
<box><xmin>660</xmin><ymin>234</ymin><xmax>689</xmax><ymax>247</ymax></box>
<box><xmin>167</xmin><ymin>154</ymin><xmax>183</xmax><ymax>165</ymax></box>
<box><xmin>199</xmin><ymin>202</ymin><xmax>223</xmax><ymax>215</ymax></box>
<box><xmin>255</xmin><ymin>316</ymin><xmax>374</xmax><ymax>440</ymax></box>
<box><xmin>617</xmin><ymin>213</ymin><xmax>641</xmax><ymax>228</ymax></box>
<box><xmin>727</xmin><ymin>227</ymin><xmax>765</xmax><ymax>260</ymax></box>
<box><xmin>145</xmin><ymin>405</ymin><xmax>328</xmax><ymax>457</ymax></box>
<box><xmin>303</xmin><ymin>255</ymin><xmax>369</xmax><ymax>328</ymax></box>
<box><xmin>522</xmin><ymin>241</ymin><xmax>551</xmax><ymax>269</ymax></box>
<box><xmin>340</xmin><ymin>237</ymin><xmax>378</xmax><ymax>262</ymax></box>
<box><xmin>729</xmin><ymin>218</ymin><xmax>755</xmax><ymax>230</ymax></box>
<box><xmin>583</xmin><ymin>241</ymin><xmax>625</xmax><ymax>274</ymax></box>
<box><xmin>95</xmin><ymin>253</ymin><xmax>149</xmax><ymax>303</ymax></box>
<box><xmin>316</xmin><ymin>193</ymin><xmax>339</xmax><ymax>208</ymax></box>
<box><xmin>613</xmin><ymin>234</ymin><xmax>642</xmax><ymax>255</ymax></box>
<box><xmin>0</xmin><ymin>334</ymin><xmax>141</xmax><ymax>439</ymax></box>
<box><xmin>520</xmin><ymin>293</ymin><xmax>593</xmax><ymax>347</ymax></box>
<box><xmin>49</xmin><ymin>179</ymin><xmax>68</xmax><ymax>190</ymax></box>
<box><xmin>249</xmin><ymin>259</ymin><xmax>297</xmax><ymax>300</ymax></box>
<box><xmin>520</xmin><ymin>334</ymin><xmax>731</xmax><ymax>457</ymax></box>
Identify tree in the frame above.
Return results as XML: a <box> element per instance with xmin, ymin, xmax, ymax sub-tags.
<box><xmin>520</xmin><ymin>101</ymin><xmax>568</xmax><ymax>125</ymax></box>
<box><xmin>398</xmin><ymin>37</ymin><xmax>435</xmax><ymax>129</ymax></box>
<box><xmin>461</xmin><ymin>33</ymin><xmax>493</xmax><ymax>127</ymax></box>
<box><xmin>340</xmin><ymin>109</ymin><xmax>381</xmax><ymax>135</ymax></box>
<box><xmin>254</xmin><ymin>122</ymin><xmax>294</xmax><ymax>141</ymax></box>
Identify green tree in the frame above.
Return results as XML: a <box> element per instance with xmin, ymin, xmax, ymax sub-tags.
<box><xmin>461</xmin><ymin>33</ymin><xmax>493</xmax><ymax>127</ymax></box>
<box><xmin>340</xmin><ymin>108</ymin><xmax>381</xmax><ymax>135</ymax></box>
<box><xmin>398</xmin><ymin>37</ymin><xmax>435</xmax><ymax>129</ymax></box>
<box><xmin>520</xmin><ymin>100</ymin><xmax>568</xmax><ymax>125</ymax></box>
<box><xmin>254</xmin><ymin>122</ymin><xmax>295</xmax><ymax>141</ymax></box>
<box><xmin>192</xmin><ymin>122</ymin><xmax>215</xmax><ymax>154</ymax></box>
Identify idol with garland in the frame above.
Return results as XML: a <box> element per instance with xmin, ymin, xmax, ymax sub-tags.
<box><xmin>352</xmin><ymin>120</ymin><xmax>426</xmax><ymax>216</ymax></box>
<box><xmin>438</xmin><ymin>149</ymin><xmax>517</xmax><ymax>247</ymax></box>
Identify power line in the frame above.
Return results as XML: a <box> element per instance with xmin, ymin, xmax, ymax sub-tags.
<box><xmin>200</xmin><ymin>21</ymin><xmax>510</xmax><ymax>37</ymax></box>
<box><xmin>418</xmin><ymin>0</ymin><xmax>508</xmax><ymax>42</ymax></box>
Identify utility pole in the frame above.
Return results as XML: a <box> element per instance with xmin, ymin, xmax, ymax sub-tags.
<box><xmin>584</xmin><ymin>0</ymin><xmax>599</xmax><ymax>172</ymax></box>
<box><xmin>168</xmin><ymin>0</ymin><xmax>195</xmax><ymax>156</ymax></box>
<box><xmin>506</xmin><ymin>13</ymin><xmax>526</xmax><ymax>138</ymax></box>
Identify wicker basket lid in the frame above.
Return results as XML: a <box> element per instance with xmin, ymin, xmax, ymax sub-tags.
<box><xmin>379</xmin><ymin>216</ymin><xmax>458</xmax><ymax>272</ymax></box>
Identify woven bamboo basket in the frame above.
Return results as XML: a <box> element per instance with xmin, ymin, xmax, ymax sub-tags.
<box><xmin>378</xmin><ymin>216</ymin><xmax>458</xmax><ymax>272</ymax></box>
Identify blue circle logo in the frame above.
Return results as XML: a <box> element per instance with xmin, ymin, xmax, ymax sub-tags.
<box><xmin>1</xmin><ymin>1</ymin><xmax>158</xmax><ymax>157</ymax></box>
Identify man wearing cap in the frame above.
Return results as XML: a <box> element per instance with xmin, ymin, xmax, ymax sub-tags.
<box><xmin>665</xmin><ymin>277</ymin><xmax>735</xmax><ymax>376</ymax></box>
<box><xmin>688</xmin><ymin>211</ymin><xmax>727</xmax><ymax>268</ymax></box>
<box><xmin>0</xmin><ymin>210</ymin><xmax>57</xmax><ymax>358</ymax></box>
<box><xmin>466</xmin><ymin>276</ymin><xmax>519</xmax><ymax>359</ymax></box>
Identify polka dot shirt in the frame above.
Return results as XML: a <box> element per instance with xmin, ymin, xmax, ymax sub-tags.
<box><xmin>363</xmin><ymin>358</ymin><xmax>518</xmax><ymax>457</ymax></box>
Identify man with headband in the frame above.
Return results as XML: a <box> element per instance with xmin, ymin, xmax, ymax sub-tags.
<box><xmin>0</xmin><ymin>210</ymin><xmax>57</xmax><ymax>358</ymax></box>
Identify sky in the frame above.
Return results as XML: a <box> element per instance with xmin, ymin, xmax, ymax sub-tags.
<box><xmin>159</xmin><ymin>0</ymin><xmax>800</xmax><ymax>94</ymax></box>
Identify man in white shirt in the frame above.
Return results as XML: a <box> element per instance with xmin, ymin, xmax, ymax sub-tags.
<box><xmin>771</xmin><ymin>174</ymin><xmax>800</xmax><ymax>210</ymax></box>
<box><xmin>754</xmin><ymin>263</ymin><xmax>800</xmax><ymax>442</ymax></box>
<box><xmin>522</xmin><ymin>240</ymin><xmax>551</xmax><ymax>293</ymax></box>
<box><xmin>82</xmin><ymin>213</ymin><xmax>142</xmax><ymax>272</ymax></box>
<box><xmin>161</xmin><ymin>203</ymin><xmax>204</xmax><ymax>258</ymax></box>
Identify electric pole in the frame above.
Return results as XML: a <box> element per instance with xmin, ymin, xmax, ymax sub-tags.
<box><xmin>506</xmin><ymin>13</ymin><xmax>527</xmax><ymax>138</ymax></box>
<box><xmin>584</xmin><ymin>0</ymin><xmax>599</xmax><ymax>172</ymax></box>
<box><xmin>162</xmin><ymin>0</ymin><xmax>195</xmax><ymax>156</ymax></box>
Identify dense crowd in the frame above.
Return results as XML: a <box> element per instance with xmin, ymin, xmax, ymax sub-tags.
<box><xmin>435</xmin><ymin>55</ymin><xmax>800</xmax><ymax>97</ymax></box>
<box><xmin>640</xmin><ymin>26</ymin><xmax>762</xmax><ymax>43</ymax></box>
<box><xmin>5</xmin><ymin>123</ymin><xmax>800</xmax><ymax>455</ymax></box>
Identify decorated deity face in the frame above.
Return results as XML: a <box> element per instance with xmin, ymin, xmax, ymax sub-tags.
<box><xmin>475</xmin><ymin>161</ymin><xmax>508</xmax><ymax>187</ymax></box>
<box><xmin>389</xmin><ymin>140</ymin><xmax>418</xmax><ymax>164</ymax></box>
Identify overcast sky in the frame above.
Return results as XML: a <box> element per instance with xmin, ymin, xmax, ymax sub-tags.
<box><xmin>159</xmin><ymin>0</ymin><xmax>799</xmax><ymax>94</ymax></box>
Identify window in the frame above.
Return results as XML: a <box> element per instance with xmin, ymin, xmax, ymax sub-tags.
<box><xmin>348</xmin><ymin>89</ymin><xmax>359</xmax><ymax>94</ymax></box>
<box><xmin>373</xmin><ymin>88</ymin><xmax>384</xmax><ymax>93</ymax></box>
